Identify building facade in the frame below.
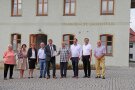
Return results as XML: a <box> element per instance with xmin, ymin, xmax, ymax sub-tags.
<box><xmin>0</xmin><ymin>0</ymin><xmax>130</xmax><ymax>66</ymax></box>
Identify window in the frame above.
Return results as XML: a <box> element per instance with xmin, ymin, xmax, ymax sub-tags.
<box><xmin>130</xmin><ymin>43</ymin><xmax>133</xmax><ymax>48</ymax></box>
<box><xmin>11</xmin><ymin>0</ymin><xmax>22</xmax><ymax>16</ymax></box>
<box><xmin>101</xmin><ymin>0</ymin><xmax>114</xmax><ymax>15</ymax></box>
<box><xmin>11</xmin><ymin>34</ymin><xmax>21</xmax><ymax>52</ymax></box>
<box><xmin>63</xmin><ymin>34</ymin><xmax>74</xmax><ymax>47</ymax></box>
<box><xmin>129</xmin><ymin>54</ymin><xmax>133</xmax><ymax>59</ymax></box>
<box><xmin>100</xmin><ymin>34</ymin><xmax>113</xmax><ymax>56</ymax></box>
<box><xmin>37</xmin><ymin>0</ymin><xmax>48</xmax><ymax>16</ymax></box>
<box><xmin>64</xmin><ymin>0</ymin><xmax>76</xmax><ymax>16</ymax></box>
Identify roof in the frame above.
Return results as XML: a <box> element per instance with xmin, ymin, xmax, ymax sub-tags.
<box><xmin>130</xmin><ymin>28</ymin><xmax>135</xmax><ymax>42</ymax></box>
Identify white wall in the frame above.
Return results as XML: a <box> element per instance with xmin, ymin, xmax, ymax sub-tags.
<box><xmin>0</xmin><ymin>0</ymin><xmax>130</xmax><ymax>66</ymax></box>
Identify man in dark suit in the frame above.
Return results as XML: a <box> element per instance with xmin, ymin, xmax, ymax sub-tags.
<box><xmin>45</xmin><ymin>39</ymin><xmax>57</xmax><ymax>79</ymax></box>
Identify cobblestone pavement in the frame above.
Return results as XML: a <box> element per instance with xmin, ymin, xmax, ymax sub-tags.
<box><xmin>0</xmin><ymin>67</ymin><xmax>135</xmax><ymax>90</ymax></box>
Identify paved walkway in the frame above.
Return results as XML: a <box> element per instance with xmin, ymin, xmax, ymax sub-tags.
<box><xmin>0</xmin><ymin>67</ymin><xmax>135</xmax><ymax>90</ymax></box>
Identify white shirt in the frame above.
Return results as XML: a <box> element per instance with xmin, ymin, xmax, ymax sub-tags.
<box><xmin>70</xmin><ymin>44</ymin><xmax>82</xmax><ymax>58</ymax></box>
<box><xmin>49</xmin><ymin>44</ymin><xmax>54</xmax><ymax>57</ymax></box>
<box><xmin>38</xmin><ymin>48</ymin><xmax>46</xmax><ymax>59</ymax></box>
<box><xmin>30</xmin><ymin>49</ymin><xmax>36</xmax><ymax>59</ymax></box>
<box><xmin>83</xmin><ymin>44</ymin><xmax>92</xmax><ymax>56</ymax></box>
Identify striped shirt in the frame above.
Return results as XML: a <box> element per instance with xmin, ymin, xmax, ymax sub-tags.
<box><xmin>58</xmin><ymin>47</ymin><xmax>70</xmax><ymax>62</ymax></box>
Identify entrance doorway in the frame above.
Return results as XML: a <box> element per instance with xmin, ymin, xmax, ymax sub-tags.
<box><xmin>30</xmin><ymin>34</ymin><xmax>47</xmax><ymax>49</ymax></box>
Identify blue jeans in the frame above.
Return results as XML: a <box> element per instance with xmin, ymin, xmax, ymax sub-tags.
<box><xmin>39</xmin><ymin>59</ymin><xmax>46</xmax><ymax>77</ymax></box>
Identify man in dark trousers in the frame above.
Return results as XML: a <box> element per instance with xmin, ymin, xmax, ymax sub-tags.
<box><xmin>45</xmin><ymin>39</ymin><xmax>57</xmax><ymax>79</ymax></box>
<box><xmin>70</xmin><ymin>38</ymin><xmax>82</xmax><ymax>78</ymax></box>
<box><xmin>82</xmin><ymin>38</ymin><xmax>92</xmax><ymax>78</ymax></box>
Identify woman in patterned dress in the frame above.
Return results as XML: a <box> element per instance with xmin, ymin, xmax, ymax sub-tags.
<box><xmin>17</xmin><ymin>44</ymin><xmax>27</xmax><ymax>78</ymax></box>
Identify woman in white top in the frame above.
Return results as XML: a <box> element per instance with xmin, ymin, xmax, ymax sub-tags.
<box><xmin>27</xmin><ymin>43</ymin><xmax>37</xmax><ymax>78</ymax></box>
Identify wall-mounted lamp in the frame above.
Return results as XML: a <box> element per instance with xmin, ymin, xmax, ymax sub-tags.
<box><xmin>38</xmin><ymin>28</ymin><xmax>42</xmax><ymax>32</ymax></box>
<box><xmin>78</xmin><ymin>31</ymin><xmax>81</xmax><ymax>34</ymax></box>
<box><xmin>38</xmin><ymin>28</ymin><xmax>44</xmax><ymax>34</ymax></box>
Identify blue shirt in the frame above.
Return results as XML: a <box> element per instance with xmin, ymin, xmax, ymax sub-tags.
<box><xmin>38</xmin><ymin>48</ymin><xmax>46</xmax><ymax>59</ymax></box>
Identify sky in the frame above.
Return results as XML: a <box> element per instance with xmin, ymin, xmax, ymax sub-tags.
<box><xmin>130</xmin><ymin>9</ymin><xmax>135</xmax><ymax>31</ymax></box>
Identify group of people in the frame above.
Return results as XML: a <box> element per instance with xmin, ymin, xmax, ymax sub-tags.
<box><xmin>3</xmin><ymin>38</ymin><xmax>106</xmax><ymax>80</ymax></box>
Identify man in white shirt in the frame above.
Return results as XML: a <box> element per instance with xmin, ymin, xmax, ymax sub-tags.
<box><xmin>37</xmin><ymin>42</ymin><xmax>46</xmax><ymax>78</ymax></box>
<box><xmin>70</xmin><ymin>38</ymin><xmax>82</xmax><ymax>78</ymax></box>
<box><xmin>82</xmin><ymin>38</ymin><xmax>92</xmax><ymax>78</ymax></box>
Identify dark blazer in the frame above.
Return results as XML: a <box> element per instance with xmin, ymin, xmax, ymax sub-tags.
<box><xmin>45</xmin><ymin>44</ymin><xmax>56</xmax><ymax>61</ymax></box>
<box><xmin>27</xmin><ymin>48</ymin><xmax>37</xmax><ymax>60</ymax></box>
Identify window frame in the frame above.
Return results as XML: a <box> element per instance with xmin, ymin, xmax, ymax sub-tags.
<box><xmin>100</xmin><ymin>34</ymin><xmax>113</xmax><ymax>56</ymax></box>
<box><xmin>129</xmin><ymin>54</ymin><xmax>133</xmax><ymax>59</ymax></box>
<box><xmin>36</xmin><ymin>0</ymin><xmax>48</xmax><ymax>16</ymax></box>
<box><xmin>11</xmin><ymin>33</ymin><xmax>21</xmax><ymax>51</ymax></box>
<box><xmin>63</xmin><ymin>34</ymin><xmax>75</xmax><ymax>47</ymax></box>
<box><xmin>11</xmin><ymin>0</ymin><xmax>22</xmax><ymax>16</ymax></box>
<box><xmin>63</xmin><ymin>0</ymin><xmax>76</xmax><ymax>16</ymax></box>
<box><xmin>129</xmin><ymin>43</ymin><xmax>133</xmax><ymax>48</ymax></box>
<box><xmin>100</xmin><ymin>0</ymin><xmax>115</xmax><ymax>15</ymax></box>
